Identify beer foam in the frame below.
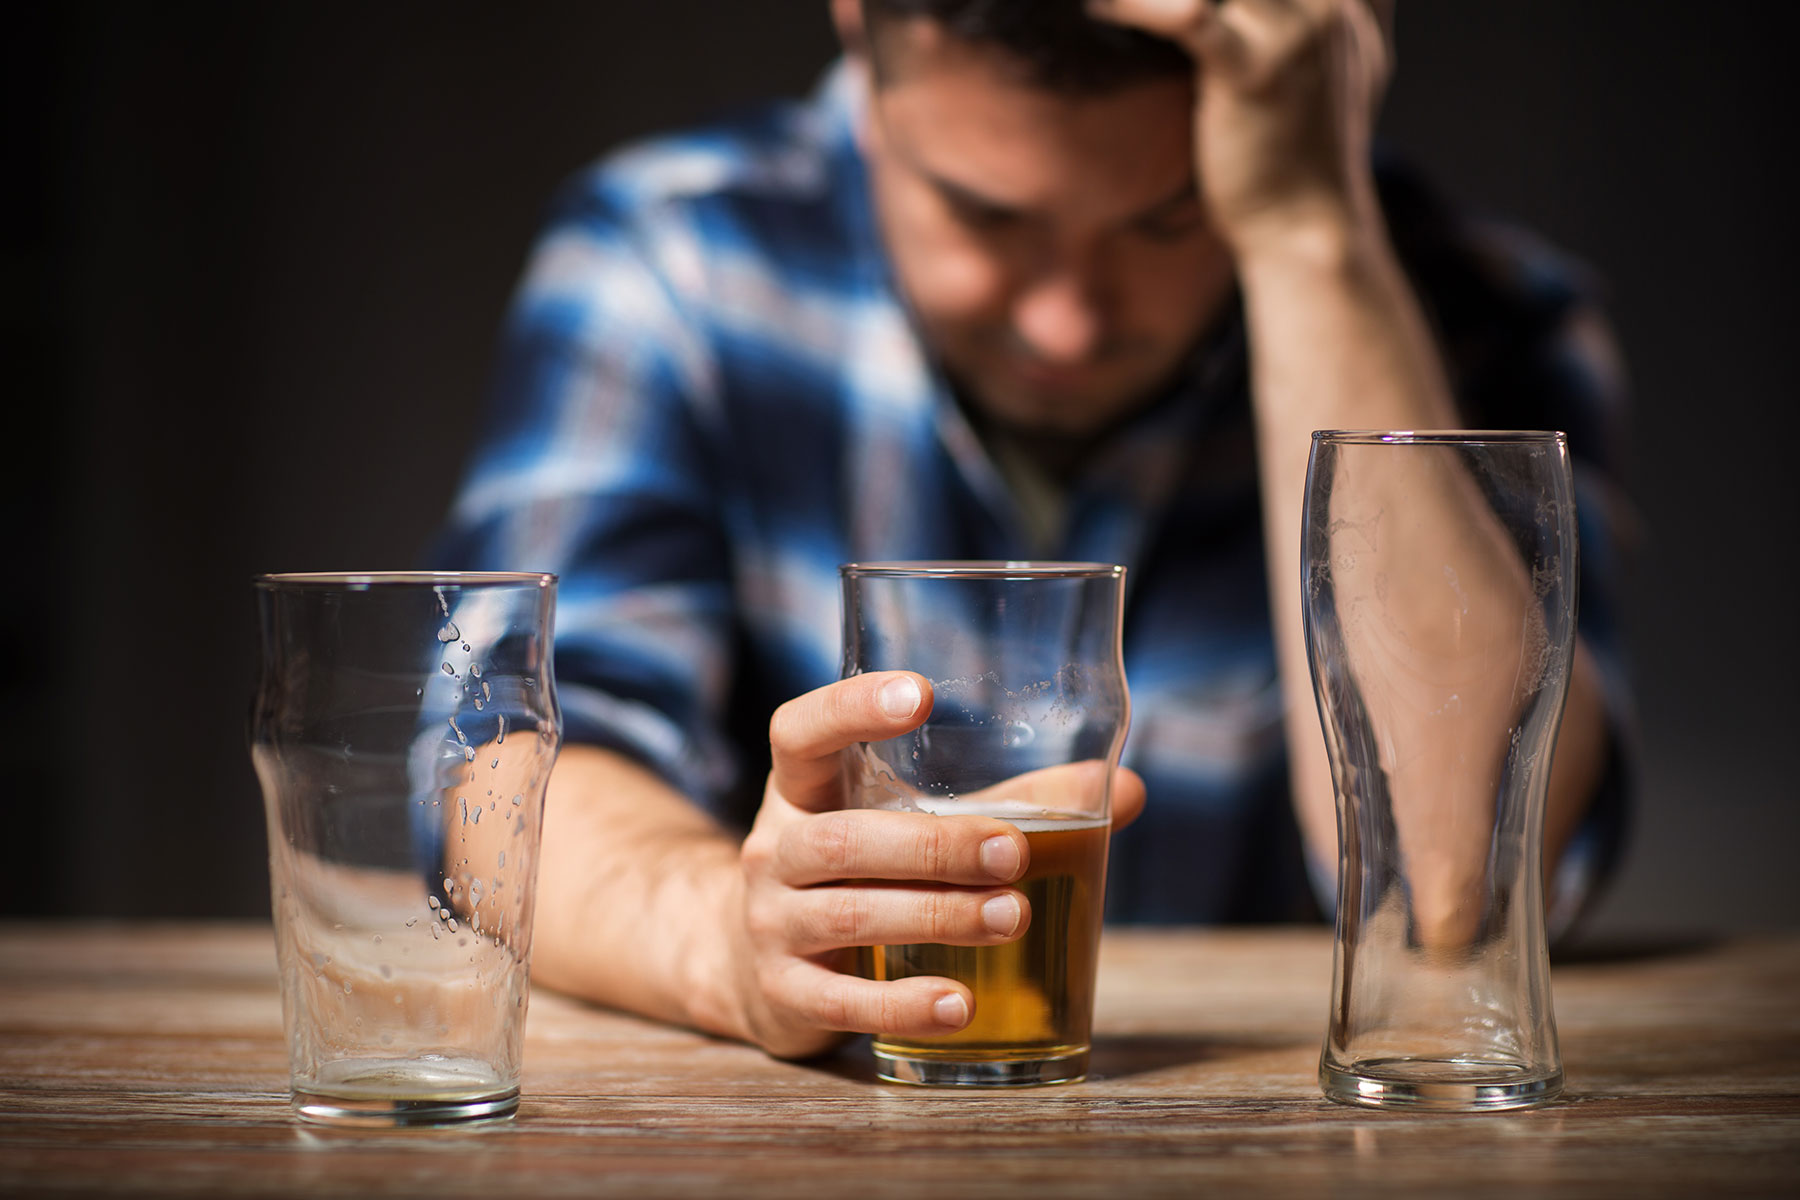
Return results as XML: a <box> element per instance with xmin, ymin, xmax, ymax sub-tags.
<box><xmin>996</xmin><ymin>816</ymin><xmax>1110</xmax><ymax>833</ymax></box>
<box><xmin>907</xmin><ymin>796</ymin><xmax>1108</xmax><ymax>831</ymax></box>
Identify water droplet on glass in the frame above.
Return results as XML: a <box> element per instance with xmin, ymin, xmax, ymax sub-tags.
<box><xmin>372</xmin><ymin>933</ymin><xmax>383</xmax><ymax>945</ymax></box>
<box><xmin>496</xmin><ymin>715</ymin><xmax>507</xmax><ymax>744</ymax></box>
<box><xmin>437</xmin><ymin>590</ymin><xmax>450</xmax><ymax>616</ymax></box>
<box><xmin>427</xmin><ymin>895</ymin><xmax>440</xmax><ymax>910</ymax></box>
<box><xmin>440</xmin><ymin>662</ymin><xmax>455</xmax><ymax>677</ymax></box>
<box><xmin>473</xmin><ymin>697</ymin><xmax>484</xmax><ymax>711</ymax></box>
<box><xmin>437</xmin><ymin>621</ymin><xmax>460</xmax><ymax>643</ymax></box>
<box><xmin>511</xmin><ymin>794</ymin><xmax>523</xmax><ymax>807</ymax></box>
<box><xmin>415</xmin><ymin>687</ymin><xmax>422</xmax><ymax>697</ymax></box>
<box><xmin>498</xmin><ymin>851</ymin><xmax>506</xmax><ymax>868</ymax></box>
<box><xmin>446</xmin><ymin>917</ymin><xmax>459</xmax><ymax>932</ymax></box>
<box><xmin>1003</xmin><ymin>722</ymin><xmax>1035</xmax><ymax>748</ymax></box>
<box><xmin>481</xmin><ymin>681</ymin><xmax>491</xmax><ymax>702</ymax></box>
<box><xmin>472</xmin><ymin>807</ymin><xmax>481</xmax><ymax>825</ymax></box>
<box><xmin>491</xmin><ymin>758</ymin><xmax>500</xmax><ymax>769</ymax></box>
<box><xmin>379</xmin><ymin>964</ymin><xmax>393</xmax><ymax>980</ymax></box>
<box><xmin>406</xmin><ymin>917</ymin><xmax>418</xmax><ymax>927</ymax></box>
<box><xmin>461</xmin><ymin>643</ymin><xmax>470</xmax><ymax>652</ymax></box>
<box><xmin>460</xmin><ymin>796</ymin><xmax>469</xmax><ymax>826</ymax></box>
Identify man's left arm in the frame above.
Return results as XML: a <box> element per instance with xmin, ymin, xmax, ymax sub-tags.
<box><xmin>1094</xmin><ymin>0</ymin><xmax>1612</xmax><ymax>893</ymax></box>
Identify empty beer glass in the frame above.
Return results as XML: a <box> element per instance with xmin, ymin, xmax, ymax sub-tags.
<box><xmin>840</xmin><ymin>562</ymin><xmax>1130</xmax><ymax>1087</ymax></box>
<box><xmin>251</xmin><ymin>572</ymin><xmax>560</xmax><ymax>1125</ymax></box>
<box><xmin>1302</xmin><ymin>432</ymin><xmax>1576</xmax><ymax>1111</ymax></box>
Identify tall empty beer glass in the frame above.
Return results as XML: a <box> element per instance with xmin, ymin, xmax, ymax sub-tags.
<box><xmin>251</xmin><ymin>572</ymin><xmax>560</xmax><ymax>1125</ymax></box>
<box><xmin>1303</xmin><ymin>432</ymin><xmax>1576</xmax><ymax>1111</ymax></box>
<box><xmin>840</xmin><ymin>562</ymin><xmax>1130</xmax><ymax>1087</ymax></box>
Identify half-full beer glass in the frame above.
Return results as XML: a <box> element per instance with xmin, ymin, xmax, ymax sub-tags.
<box><xmin>251</xmin><ymin>572</ymin><xmax>560</xmax><ymax>1125</ymax></box>
<box><xmin>840</xmin><ymin>562</ymin><xmax>1130</xmax><ymax>1087</ymax></box>
<box><xmin>1302</xmin><ymin>432</ymin><xmax>1576</xmax><ymax>1111</ymax></box>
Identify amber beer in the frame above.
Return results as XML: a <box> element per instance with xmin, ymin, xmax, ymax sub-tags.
<box><xmin>865</xmin><ymin>815</ymin><xmax>1109</xmax><ymax>1082</ymax></box>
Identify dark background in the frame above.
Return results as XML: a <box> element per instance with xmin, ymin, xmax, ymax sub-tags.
<box><xmin>10</xmin><ymin>2</ymin><xmax>1796</xmax><ymax>933</ymax></box>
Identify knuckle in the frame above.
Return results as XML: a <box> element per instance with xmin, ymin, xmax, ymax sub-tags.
<box><xmin>742</xmin><ymin>894</ymin><xmax>782</xmax><ymax>944</ymax></box>
<box><xmin>815</xmin><ymin>977</ymin><xmax>855</xmax><ymax>1030</ymax></box>
<box><xmin>767</xmin><ymin>702</ymin><xmax>802</xmax><ymax>751</ymax></box>
<box><xmin>917</xmin><ymin>822</ymin><xmax>956</xmax><ymax>879</ymax></box>
<box><xmin>922</xmin><ymin>890</ymin><xmax>962</xmax><ymax>942</ymax></box>
<box><xmin>806</xmin><ymin>813</ymin><xmax>858</xmax><ymax>878</ymax></box>
<box><xmin>820</xmin><ymin>890</ymin><xmax>867</xmax><ymax>946</ymax></box>
<box><xmin>877</xmin><ymin>986</ymin><xmax>911</xmax><ymax>1032</ymax></box>
<box><xmin>739</xmin><ymin>829</ymin><xmax>775</xmax><ymax>876</ymax></box>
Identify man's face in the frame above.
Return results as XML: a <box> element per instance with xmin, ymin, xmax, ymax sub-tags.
<box><xmin>860</xmin><ymin>21</ymin><xmax>1234</xmax><ymax>439</ymax></box>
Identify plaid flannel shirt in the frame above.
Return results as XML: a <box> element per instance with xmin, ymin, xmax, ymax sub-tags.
<box><xmin>435</xmin><ymin>64</ymin><xmax>1634</xmax><ymax>926</ymax></box>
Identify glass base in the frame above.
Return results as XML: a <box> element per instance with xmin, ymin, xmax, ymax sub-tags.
<box><xmin>874</xmin><ymin>1047</ymin><xmax>1088</xmax><ymax>1087</ymax></box>
<box><xmin>1321</xmin><ymin>1057</ymin><xmax>1562</xmax><ymax>1112</ymax></box>
<box><xmin>292</xmin><ymin>1087</ymin><xmax>519</xmax><ymax>1127</ymax></box>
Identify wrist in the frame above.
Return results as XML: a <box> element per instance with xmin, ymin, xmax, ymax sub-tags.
<box><xmin>673</xmin><ymin>840</ymin><xmax>757</xmax><ymax>1042</ymax></box>
<box><xmin>1233</xmin><ymin>202</ymin><xmax>1384</xmax><ymax>271</ymax></box>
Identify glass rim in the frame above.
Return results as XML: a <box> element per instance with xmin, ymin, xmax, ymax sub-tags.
<box><xmin>1311</xmin><ymin>429</ymin><xmax>1567</xmax><ymax>446</ymax></box>
<box><xmin>840</xmin><ymin>560</ymin><xmax>1125</xmax><ymax>580</ymax></box>
<box><xmin>253</xmin><ymin>571</ymin><xmax>557</xmax><ymax>589</ymax></box>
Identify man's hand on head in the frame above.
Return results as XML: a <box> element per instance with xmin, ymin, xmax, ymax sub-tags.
<box><xmin>1089</xmin><ymin>0</ymin><xmax>1394</xmax><ymax>258</ymax></box>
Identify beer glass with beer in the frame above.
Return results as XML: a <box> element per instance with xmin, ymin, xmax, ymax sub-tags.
<box><xmin>840</xmin><ymin>562</ymin><xmax>1130</xmax><ymax>1087</ymax></box>
<box><xmin>251</xmin><ymin>572</ymin><xmax>561</xmax><ymax>1125</ymax></box>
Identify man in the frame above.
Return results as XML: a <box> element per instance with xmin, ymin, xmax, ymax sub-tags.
<box><xmin>436</xmin><ymin>0</ymin><xmax>1630</xmax><ymax>1059</ymax></box>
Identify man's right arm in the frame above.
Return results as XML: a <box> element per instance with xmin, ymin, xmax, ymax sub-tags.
<box><xmin>528</xmin><ymin>743</ymin><xmax>748</xmax><ymax>1039</ymax></box>
<box><xmin>527</xmin><ymin>672</ymin><xmax>1153</xmax><ymax>1059</ymax></box>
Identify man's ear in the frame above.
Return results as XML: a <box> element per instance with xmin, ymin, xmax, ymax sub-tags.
<box><xmin>831</xmin><ymin>0</ymin><xmax>870</xmax><ymax>61</ymax></box>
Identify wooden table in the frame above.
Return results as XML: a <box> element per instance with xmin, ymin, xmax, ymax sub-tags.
<box><xmin>2</xmin><ymin>923</ymin><xmax>1796</xmax><ymax>1197</ymax></box>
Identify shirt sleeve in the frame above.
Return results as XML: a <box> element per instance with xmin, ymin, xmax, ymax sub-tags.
<box><xmin>431</xmin><ymin>179</ymin><xmax>741</xmax><ymax>806</ymax></box>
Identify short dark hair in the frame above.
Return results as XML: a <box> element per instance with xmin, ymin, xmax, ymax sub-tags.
<box><xmin>861</xmin><ymin>0</ymin><xmax>1192</xmax><ymax>94</ymax></box>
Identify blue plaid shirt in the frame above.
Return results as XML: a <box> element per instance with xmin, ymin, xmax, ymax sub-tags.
<box><xmin>435</xmin><ymin>64</ymin><xmax>1633</xmax><ymax>925</ymax></box>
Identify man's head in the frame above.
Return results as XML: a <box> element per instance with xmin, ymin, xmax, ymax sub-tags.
<box><xmin>837</xmin><ymin>0</ymin><xmax>1236</xmax><ymax>443</ymax></box>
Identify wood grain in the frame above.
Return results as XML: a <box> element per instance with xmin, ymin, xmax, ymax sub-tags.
<box><xmin>2</xmin><ymin>923</ymin><xmax>1796</xmax><ymax>1197</ymax></box>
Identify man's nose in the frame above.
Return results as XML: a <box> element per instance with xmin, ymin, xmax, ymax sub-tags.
<box><xmin>1012</xmin><ymin>265</ymin><xmax>1105</xmax><ymax>367</ymax></box>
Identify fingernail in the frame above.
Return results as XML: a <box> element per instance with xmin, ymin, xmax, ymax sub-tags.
<box><xmin>933</xmin><ymin>992</ymin><xmax>969</xmax><ymax>1028</ymax></box>
<box><xmin>982</xmin><ymin>894</ymin><xmax>1021</xmax><ymax>937</ymax></box>
<box><xmin>980</xmin><ymin>835</ymin><xmax>1021</xmax><ymax>880</ymax></box>
<box><xmin>878</xmin><ymin>675</ymin><xmax>922</xmax><ymax>719</ymax></box>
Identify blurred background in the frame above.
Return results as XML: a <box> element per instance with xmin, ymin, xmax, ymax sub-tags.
<box><xmin>9</xmin><ymin>1</ymin><xmax>1795</xmax><ymax>935</ymax></box>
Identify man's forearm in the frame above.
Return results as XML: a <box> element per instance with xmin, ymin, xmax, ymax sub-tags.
<box><xmin>1237</xmin><ymin>221</ymin><xmax>1609</xmax><ymax>884</ymax></box>
<box><xmin>529</xmin><ymin>744</ymin><xmax>747</xmax><ymax>1039</ymax></box>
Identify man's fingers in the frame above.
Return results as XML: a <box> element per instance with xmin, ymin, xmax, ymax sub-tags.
<box><xmin>776</xmin><ymin>809</ymin><xmax>1029</xmax><ymax>887</ymax></box>
<box><xmin>771</xmin><ymin>961</ymin><xmax>975</xmax><ymax>1038</ymax></box>
<box><xmin>953</xmin><ymin>760</ymin><xmax>1138</xmax><ymax>821</ymax></box>
<box><xmin>1087</xmin><ymin>0</ymin><xmax>1252</xmax><ymax>76</ymax></box>
<box><xmin>1111</xmin><ymin>766</ymin><xmax>1148</xmax><ymax>830</ymax></box>
<box><xmin>779</xmin><ymin>883</ymin><xmax>1030</xmax><ymax>957</ymax></box>
<box><xmin>768</xmin><ymin>671</ymin><xmax>932</xmax><ymax>813</ymax></box>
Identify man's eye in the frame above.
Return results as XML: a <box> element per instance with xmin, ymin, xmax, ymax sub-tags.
<box><xmin>1135</xmin><ymin>210</ymin><xmax>1205</xmax><ymax>243</ymax></box>
<box><xmin>949</xmin><ymin>197</ymin><xmax>1021</xmax><ymax>231</ymax></box>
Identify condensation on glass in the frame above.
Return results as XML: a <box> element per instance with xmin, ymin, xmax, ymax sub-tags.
<box><xmin>250</xmin><ymin>571</ymin><xmax>560</xmax><ymax>1126</ymax></box>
